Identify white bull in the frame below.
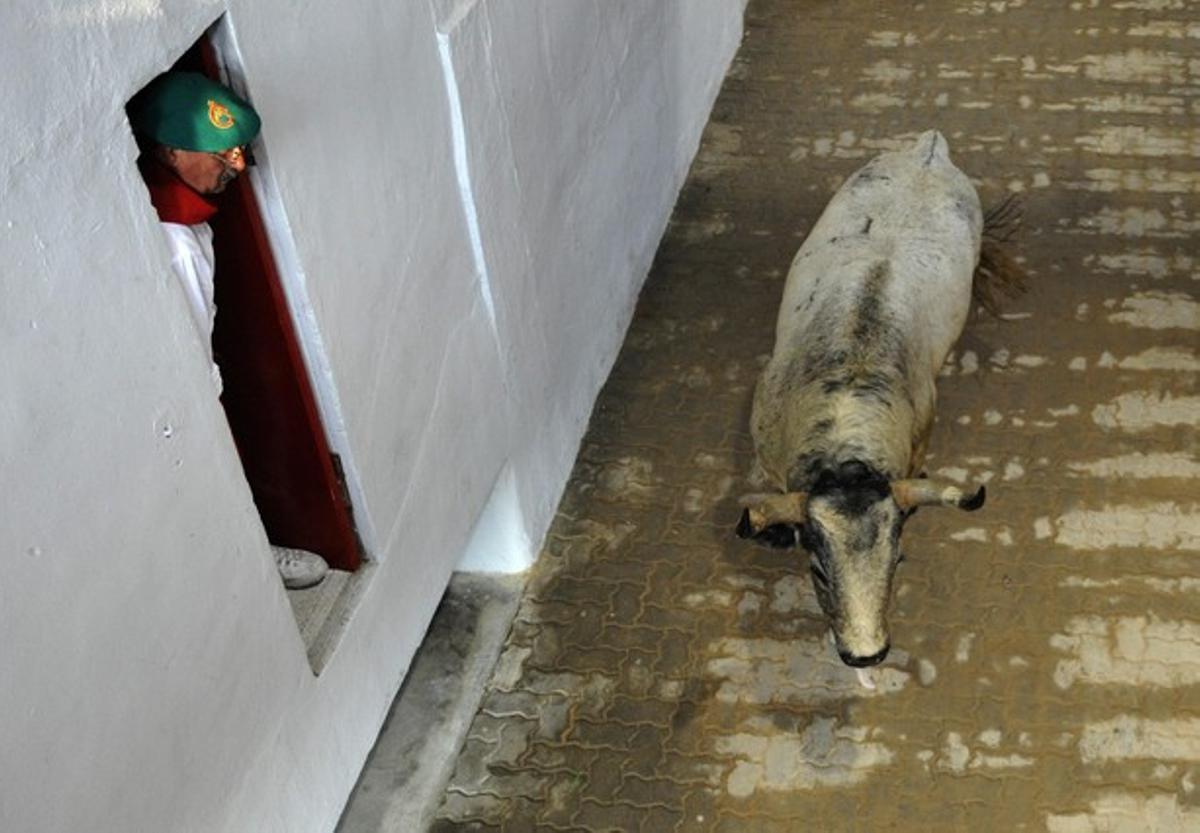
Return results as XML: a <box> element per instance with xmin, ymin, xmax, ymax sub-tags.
<box><xmin>737</xmin><ymin>130</ymin><xmax>1020</xmax><ymax>667</ymax></box>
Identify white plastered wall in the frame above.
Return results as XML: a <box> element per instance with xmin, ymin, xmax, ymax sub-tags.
<box><xmin>0</xmin><ymin>1</ymin><xmax>744</xmax><ymax>831</ymax></box>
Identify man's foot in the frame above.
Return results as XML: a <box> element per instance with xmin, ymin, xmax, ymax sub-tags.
<box><xmin>271</xmin><ymin>545</ymin><xmax>329</xmax><ymax>589</ymax></box>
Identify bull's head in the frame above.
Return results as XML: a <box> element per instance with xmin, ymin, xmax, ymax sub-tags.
<box><xmin>737</xmin><ymin>461</ymin><xmax>985</xmax><ymax>667</ymax></box>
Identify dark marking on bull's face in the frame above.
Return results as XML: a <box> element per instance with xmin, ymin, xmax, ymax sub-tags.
<box><xmin>799</xmin><ymin>461</ymin><xmax>908</xmax><ymax>666</ymax></box>
<box><xmin>810</xmin><ymin>418</ymin><xmax>835</xmax><ymax>436</ymax></box>
<box><xmin>787</xmin><ymin>449</ymin><xmax>834</xmax><ymax>493</ymax></box>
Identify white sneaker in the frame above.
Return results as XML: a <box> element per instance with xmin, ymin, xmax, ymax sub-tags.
<box><xmin>271</xmin><ymin>545</ymin><xmax>329</xmax><ymax>589</ymax></box>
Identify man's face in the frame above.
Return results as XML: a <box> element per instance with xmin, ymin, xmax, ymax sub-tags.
<box><xmin>161</xmin><ymin>145</ymin><xmax>247</xmax><ymax>194</ymax></box>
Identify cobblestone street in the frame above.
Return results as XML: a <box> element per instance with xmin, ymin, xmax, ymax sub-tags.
<box><xmin>431</xmin><ymin>1</ymin><xmax>1200</xmax><ymax>830</ymax></box>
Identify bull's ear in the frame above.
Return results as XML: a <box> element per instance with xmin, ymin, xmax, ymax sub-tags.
<box><xmin>891</xmin><ymin>479</ymin><xmax>986</xmax><ymax>512</ymax></box>
<box><xmin>736</xmin><ymin>492</ymin><xmax>809</xmax><ymax>536</ymax></box>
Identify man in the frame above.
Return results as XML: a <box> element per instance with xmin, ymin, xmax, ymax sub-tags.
<box><xmin>128</xmin><ymin>71</ymin><xmax>328</xmax><ymax>590</ymax></box>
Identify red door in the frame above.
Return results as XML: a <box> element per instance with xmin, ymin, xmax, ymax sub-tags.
<box><xmin>176</xmin><ymin>37</ymin><xmax>363</xmax><ymax>572</ymax></box>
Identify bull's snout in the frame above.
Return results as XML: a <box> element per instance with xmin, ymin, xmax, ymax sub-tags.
<box><xmin>838</xmin><ymin>643</ymin><xmax>890</xmax><ymax>668</ymax></box>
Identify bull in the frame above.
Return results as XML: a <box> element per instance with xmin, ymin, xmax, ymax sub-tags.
<box><xmin>736</xmin><ymin>130</ymin><xmax>1022</xmax><ymax>668</ymax></box>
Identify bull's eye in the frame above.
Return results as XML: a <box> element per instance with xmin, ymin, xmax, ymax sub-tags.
<box><xmin>799</xmin><ymin>524</ymin><xmax>821</xmax><ymax>552</ymax></box>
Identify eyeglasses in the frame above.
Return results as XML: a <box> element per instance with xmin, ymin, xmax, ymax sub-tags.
<box><xmin>209</xmin><ymin>145</ymin><xmax>252</xmax><ymax>168</ymax></box>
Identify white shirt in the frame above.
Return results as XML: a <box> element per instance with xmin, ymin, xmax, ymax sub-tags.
<box><xmin>161</xmin><ymin>221</ymin><xmax>223</xmax><ymax>392</ymax></box>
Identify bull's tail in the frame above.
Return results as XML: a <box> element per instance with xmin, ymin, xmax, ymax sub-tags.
<box><xmin>972</xmin><ymin>194</ymin><xmax>1027</xmax><ymax>317</ymax></box>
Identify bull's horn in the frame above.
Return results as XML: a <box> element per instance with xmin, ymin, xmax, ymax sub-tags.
<box><xmin>891</xmin><ymin>479</ymin><xmax>986</xmax><ymax>512</ymax></box>
<box><xmin>736</xmin><ymin>492</ymin><xmax>808</xmax><ymax>537</ymax></box>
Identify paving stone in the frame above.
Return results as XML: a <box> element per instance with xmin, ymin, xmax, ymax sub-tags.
<box><xmin>436</xmin><ymin>790</ymin><xmax>507</xmax><ymax>826</ymax></box>
<box><xmin>615</xmin><ymin>775</ymin><xmax>684</xmax><ymax>809</ymax></box>
<box><xmin>427</xmin><ymin>819</ymin><xmax>502</xmax><ymax>833</ymax></box>
<box><xmin>519</xmin><ymin>741</ymin><xmax>572</xmax><ymax>773</ymax></box>
<box><xmin>604</xmin><ymin>696</ymin><xmax>679</xmax><ymax>727</ymax></box>
<box><xmin>520</xmin><ymin>671</ymin><xmax>590</xmax><ymax>698</ymax></box>
<box><xmin>466</xmin><ymin>712</ymin><xmax>509</xmax><ymax>746</ymax></box>
<box><xmin>476</xmin><ymin>767</ymin><xmax>548</xmax><ymax>804</ymax></box>
<box><xmin>481</xmin><ymin>689</ymin><xmax>544</xmax><ymax>720</ymax></box>
<box><xmin>444</xmin><ymin>737</ymin><xmax>500</xmax><ymax>794</ymax></box>
<box><xmin>577</xmin><ymin>758</ymin><xmax>624</xmax><ymax>804</ymax></box>
<box><xmin>634</xmin><ymin>805</ymin><xmax>681</xmax><ymax>833</ymax></box>
<box><xmin>539</xmin><ymin>775</ymin><xmax>589</xmax><ymax>828</ymax></box>
<box><xmin>571</xmin><ymin>799</ymin><xmax>656</xmax><ymax>833</ymax></box>
<box><xmin>489</xmin><ymin>720</ymin><xmax>536</xmax><ymax>768</ymax></box>
<box><xmin>567</xmin><ymin>717</ymin><xmax>648</xmax><ymax>752</ymax></box>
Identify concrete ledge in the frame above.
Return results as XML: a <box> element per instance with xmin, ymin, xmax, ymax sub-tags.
<box><xmin>335</xmin><ymin>572</ymin><xmax>525</xmax><ymax>833</ymax></box>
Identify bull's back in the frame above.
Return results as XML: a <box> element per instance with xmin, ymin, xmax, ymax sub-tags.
<box><xmin>778</xmin><ymin>131</ymin><xmax>981</xmax><ymax>358</ymax></box>
<box><xmin>753</xmin><ymin>132</ymin><xmax>983</xmax><ymax>487</ymax></box>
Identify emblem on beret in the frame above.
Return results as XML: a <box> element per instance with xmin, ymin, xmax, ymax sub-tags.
<box><xmin>207</xmin><ymin>100</ymin><xmax>236</xmax><ymax>130</ymax></box>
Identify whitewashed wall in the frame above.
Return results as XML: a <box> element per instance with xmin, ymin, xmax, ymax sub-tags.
<box><xmin>0</xmin><ymin>1</ymin><xmax>743</xmax><ymax>831</ymax></box>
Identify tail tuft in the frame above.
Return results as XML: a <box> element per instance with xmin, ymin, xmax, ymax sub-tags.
<box><xmin>973</xmin><ymin>194</ymin><xmax>1027</xmax><ymax>317</ymax></box>
<box><xmin>983</xmin><ymin>193</ymin><xmax>1022</xmax><ymax>244</ymax></box>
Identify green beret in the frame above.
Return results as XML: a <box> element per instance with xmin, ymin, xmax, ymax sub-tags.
<box><xmin>128</xmin><ymin>71</ymin><xmax>261</xmax><ymax>152</ymax></box>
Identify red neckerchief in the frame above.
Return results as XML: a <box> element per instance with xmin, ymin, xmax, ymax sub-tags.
<box><xmin>139</xmin><ymin>157</ymin><xmax>219</xmax><ymax>225</ymax></box>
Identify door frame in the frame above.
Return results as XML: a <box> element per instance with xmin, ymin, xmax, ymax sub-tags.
<box><xmin>206</xmin><ymin>17</ymin><xmax>379</xmax><ymax>564</ymax></box>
